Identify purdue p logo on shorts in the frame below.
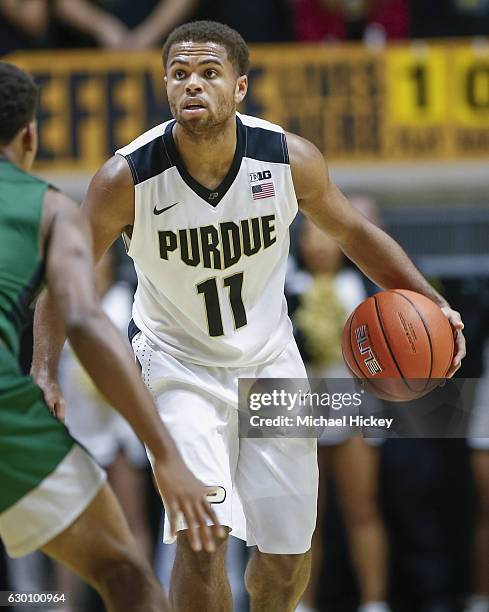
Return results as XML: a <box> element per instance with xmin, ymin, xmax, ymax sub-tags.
<box><xmin>205</xmin><ymin>486</ymin><xmax>226</xmax><ymax>504</ymax></box>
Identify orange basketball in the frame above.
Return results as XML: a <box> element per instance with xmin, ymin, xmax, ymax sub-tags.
<box><xmin>342</xmin><ymin>289</ymin><xmax>455</xmax><ymax>402</ymax></box>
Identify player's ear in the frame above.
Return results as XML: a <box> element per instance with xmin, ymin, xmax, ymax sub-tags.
<box><xmin>164</xmin><ymin>74</ymin><xmax>168</xmax><ymax>88</ymax></box>
<box><xmin>22</xmin><ymin>121</ymin><xmax>37</xmax><ymax>153</ymax></box>
<box><xmin>235</xmin><ymin>75</ymin><xmax>248</xmax><ymax>104</ymax></box>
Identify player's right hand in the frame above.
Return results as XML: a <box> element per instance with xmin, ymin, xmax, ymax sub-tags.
<box><xmin>440</xmin><ymin>305</ymin><xmax>465</xmax><ymax>377</ymax></box>
<box><xmin>152</xmin><ymin>455</ymin><xmax>226</xmax><ymax>553</ymax></box>
<box><xmin>34</xmin><ymin>376</ymin><xmax>66</xmax><ymax>422</ymax></box>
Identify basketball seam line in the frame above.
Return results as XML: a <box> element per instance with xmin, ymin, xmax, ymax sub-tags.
<box><xmin>373</xmin><ymin>295</ymin><xmax>415</xmax><ymax>392</ymax></box>
<box><xmin>391</xmin><ymin>291</ymin><xmax>436</xmax><ymax>387</ymax></box>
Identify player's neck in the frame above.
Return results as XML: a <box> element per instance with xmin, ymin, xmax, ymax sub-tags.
<box><xmin>173</xmin><ymin>117</ymin><xmax>237</xmax><ymax>190</ymax></box>
<box><xmin>0</xmin><ymin>143</ymin><xmax>29</xmax><ymax>172</ymax></box>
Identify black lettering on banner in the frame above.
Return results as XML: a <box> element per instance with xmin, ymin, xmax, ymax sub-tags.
<box><xmin>196</xmin><ymin>272</ymin><xmax>247</xmax><ymax>337</ymax></box>
<box><xmin>241</xmin><ymin>218</ymin><xmax>262</xmax><ymax>256</ymax></box>
<box><xmin>106</xmin><ymin>71</ymin><xmax>127</xmax><ymax>155</ymax></box>
<box><xmin>144</xmin><ymin>71</ymin><xmax>172</xmax><ymax>130</ymax></box>
<box><xmin>409</xmin><ymin>64</ymin><xmax>428</xmax><ymax>109</ymax></box>
<box><xmin>179</xmin><ymin>228</ymin><xmax>200</xmax><ymax>266</ymax></box>
<box><xmin>262</xmin><ymin>215</ymin><xmax>277</xmax><ymax>248</ymax></box>
<box><xmin>466</xmin><ymin>64</ymin><xmax>489</xmax><ymax>109</ymax></box>
<box><xmin>34</xmin><ymin>73</ymin><xmax>56</xmax><ymax>161</ymax></box>
<box><xmin>69</xmin><ymin>72</ymin><xmax>92</xmax><ymax>159</ymax></box>
<box><xmin>158</xmin><ymin>230</ymin><xmax>177</xmax><ymax>259</ymax></box>
<box><xmin>200</xmin><ymin>226</ymin><xmax>222</xmax><ymax>270</ymax></box>
<box><xmin>220</xmin><ymin>222</ymin><xmax>242</xmax><ymax>269</ymax></box>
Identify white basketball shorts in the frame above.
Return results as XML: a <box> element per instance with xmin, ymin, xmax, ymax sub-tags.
<box><xmin>132</xmin><ymin>331</ymin><xmax>318</xmax><ymax>555</ymax></box>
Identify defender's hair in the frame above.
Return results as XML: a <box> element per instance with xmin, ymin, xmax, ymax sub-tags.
<box><xmin>0</xmin><ymin>62</ymin><xmax>39</xmax><ymax>146</ymax></box>
<box><xmin>163</xmin><ymin>20</ymin><xmax>250</xmax><ymax>76</ymax></box>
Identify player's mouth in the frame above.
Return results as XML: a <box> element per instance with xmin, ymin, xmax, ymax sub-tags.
<box><xmin>182</xmin><ymin>100</ymin><xmax>207</xmax><ymax>115</ymax></box>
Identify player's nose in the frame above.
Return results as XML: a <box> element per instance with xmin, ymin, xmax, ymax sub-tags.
<box><xmin>185</xmin><ymin>73</ymin><xmax>203</xmax><ymax>93</ymax></box>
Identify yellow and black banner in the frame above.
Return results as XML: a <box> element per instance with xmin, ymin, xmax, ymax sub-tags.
<box><xmin>8</xmin><ymin>41</ymin><xmax>489</xmax><ymax>171</ymax></box>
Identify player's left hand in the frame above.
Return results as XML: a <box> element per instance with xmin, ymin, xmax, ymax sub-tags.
<box><xmin>33</xmin><ymin>375</ymin><xmax>66</xmax><ymax>422</ymax></box>
<box><xmin>441</xmin><ymin>305</ymin><xmax>465</xmax><ymax>377</ymax></box>
<box><xmin>152</xmin><ymin>454</ymin><xmax>226</xmax><ymax>553</ymax></box>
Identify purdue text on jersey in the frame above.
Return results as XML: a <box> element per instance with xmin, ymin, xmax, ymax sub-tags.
<box><xmin>158</xmin><ymin>215</ymin><xmax>277</xmax><ymax>270</ymax></box>
<box><xmin>116</xmin><ymin>114</ymin><xmax>297</xmax><ymax>367</ymax></box>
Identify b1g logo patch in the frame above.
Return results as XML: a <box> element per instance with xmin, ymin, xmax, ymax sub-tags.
<box><xmin>249</xmin><ymin>170</ymin><xmax>272</xmax><ymax>183</ymax></box>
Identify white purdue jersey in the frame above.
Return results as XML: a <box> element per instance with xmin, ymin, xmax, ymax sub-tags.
<box><xmin>116</xmin><ymin>113</ymin><xmax>298</xmax><ymax>367</ymax></box>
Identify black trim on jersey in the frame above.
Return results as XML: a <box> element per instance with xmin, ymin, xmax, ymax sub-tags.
<box><xmin>244</xmin><ymin>125</ymin><xmax>289</xmax><ymax>165</ymax></box>
<box><xmin>163</xmin><ymin>117</ymin><xmax>247</xmax><ymax>207</ymax></box>
<box><xmin>128</xmin><ymin>318</ymin><xmax>142</xmax><ymax>344</ymax></box>
<box><xmin>124</xmin><ymin>135</ymin><xmax>174</xmax><ymax>185</ymax></box>
<box><xmin>5</xmin><ymin>261</ymin><xmax>45</xmax><ymax>336</ymax></box>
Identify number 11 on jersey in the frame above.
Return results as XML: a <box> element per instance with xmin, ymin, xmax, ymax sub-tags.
<box><xmin>197</xmin><ymin>272</ymin><xmax>247</xmax><ymax>337</ymax></box>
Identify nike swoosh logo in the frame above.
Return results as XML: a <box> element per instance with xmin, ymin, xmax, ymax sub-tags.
<box><xmin>153</xmin><ymin>202</ymin><xmax>179</xmax><ymax>215</ymax></box>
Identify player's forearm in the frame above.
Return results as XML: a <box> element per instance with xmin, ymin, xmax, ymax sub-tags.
<box><xmin>67</xmin><ymin>308</ymin><xmax>177</xmax><ymax>461</ymax></box>
<box><xmin>0</xmin><ymin>0</ymin><xmax>49</xmax><ymax>37</ymax></box>
<box><xmin>54</xmin><ymin>0</ymin><xmax>115</xmax><ymax>37</ymax></box>
<box><xmin>31</xmin><ymin>289</ymin><xmax>66</xmax><ymax>382</ymax></box>
<box><xmin>135</xmin><ymin>0</ymin><xmax>198</xmax><ymax>44</ymax></box>
<box><xmin>341</xmin><ymin>222</ymin><xmax>448</xmax><ymax>308</ymax></box>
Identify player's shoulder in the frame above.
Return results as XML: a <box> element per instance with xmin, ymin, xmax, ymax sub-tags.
<box><xmin>238</xmin><ymin>113</ymin><xmax>285</xmax><ymax>134</ymax></box>
<box><xmin>285</xmin><ymin>131</ymin><xmax>324</xmax><ymax>168</ymax></box>
<box><xmin>116</xmin><ymin>120</ymin><xmax>175</xmax><ymax>186</ymax></box>
<box><xmin>285</xmin><ymin>132</ymin><xmax>330</xmax><ymax>201</ymax></box>
<box><xmin>42</xmin><ymin>188</ymin><xmax>83</xmax><ymax>233</ymax></box>
<box><xmin>43</xmin><ymin>187</ymin><xmax>79</xmax><ymax>217</ymax></box>
<box><xmin>41</xmin><ymin>188</ymin><xmax>82</xmax><ymax>253</ymax></box>
<box><xmin>238</xmin><ymin>113</ymin><xmax>289</xmax><ymax>165</ymax></box>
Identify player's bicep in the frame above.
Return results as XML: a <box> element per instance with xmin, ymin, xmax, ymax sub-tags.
<box><xmin>288</xmin><ymin>132</ymin><xmax>361</xmax><ymax>242</ymax></box>
<box><xmin>82</xmin><ymin>154</ymin><xmax>135</xmax><ymax>263</ymax></box>
<box><xmin>45</xmin><ymin>200</ymin><xmax>98</xmax><ymax>325</ymax></box>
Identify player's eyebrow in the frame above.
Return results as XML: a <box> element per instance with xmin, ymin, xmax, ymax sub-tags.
<box><xmin>169</xmin><ymin>58</ymin><xmax>224</xmax><ymax>68</ymax></box>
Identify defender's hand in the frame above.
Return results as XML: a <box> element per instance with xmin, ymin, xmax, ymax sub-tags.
<box><xmin>32</xmin><ymin>375</ymin><xmax>66</xmax><ymax>422</ymax></box>
<box><xmin>441</xmin><ymin>306</ymin><xmax>465</xmax><ymax>377</ymax></box>
<box><xmin>152</xmin><ymin>456</ymin><xmax>226</xmax><ymax>553</ymax></box>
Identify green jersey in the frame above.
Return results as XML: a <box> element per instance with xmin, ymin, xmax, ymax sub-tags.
<box><xmin>0</xmin><ymin>158</ymin><xmax>48</xmax><ymax>359</ymax></box>
<box><xmin>0</xmin><ymin>159</ymin><xmax>105</xmax><ymax>553</ymax></box>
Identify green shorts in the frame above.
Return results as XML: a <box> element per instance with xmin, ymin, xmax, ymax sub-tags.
<box><xmin>0</xmin><ymin>347</ymin><xmax>106</xmax><ymax>557</ymax></box>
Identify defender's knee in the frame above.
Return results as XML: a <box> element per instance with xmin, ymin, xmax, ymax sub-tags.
<box><xmin>343</xmin><ymin>500</ymin><xmax>381</xmax><ymax>531</ymax></box>
<box><xmin>94</xmin><ymin>556</ymin><xmax>160</xmax><ymax>601</ymax></box>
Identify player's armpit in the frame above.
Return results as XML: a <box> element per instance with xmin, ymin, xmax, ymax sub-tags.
<box><xmin>82</xmin><ymin>154</ymin><xmax>135</xmax><ymax>264</ymax></box>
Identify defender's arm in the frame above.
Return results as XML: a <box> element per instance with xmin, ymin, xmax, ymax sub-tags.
<box><xmin>32</xmin><ymin>155</ymin><xmax>134</xmax><ymax>408</ymax></box>
<box><xmin>40</xmin><ymin>190</ymin><xmax>221</xmax><ymax>551</ymax></box>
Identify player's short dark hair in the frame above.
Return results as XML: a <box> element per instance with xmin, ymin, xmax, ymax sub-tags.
<box><xmin>163</xmin><ymin>21</ymin><xmax>250</xmax><ymax>76</ymax></box>
<box><xmin>0</xmin><ymin>62</ymin><xmax>39</xmax><ymax>146</ymax></box>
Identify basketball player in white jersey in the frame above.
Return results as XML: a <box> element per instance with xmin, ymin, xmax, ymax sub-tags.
<box><xmin>33</xmin><ymin>20</ymin><xmax>466</xmax><ymax>612</ymax></box>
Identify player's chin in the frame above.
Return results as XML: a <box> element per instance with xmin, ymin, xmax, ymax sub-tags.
<box><xmin>178</xmin><ymin>114</ymin><xmax>214</xmax><ymax>132</ymax></box>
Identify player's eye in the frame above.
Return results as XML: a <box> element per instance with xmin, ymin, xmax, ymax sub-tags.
<box><xmin>174</xmin><ymin>70</ymin><xmax>186</xmax><ymax>80</ymax></box>
<box><xmin>205</xmin><ymin>69</ymin><xmax>218</xmax><ymax>78</ymax></box>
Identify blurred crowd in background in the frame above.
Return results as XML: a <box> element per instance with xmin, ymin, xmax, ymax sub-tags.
<box><xmin>1</xmin><ymin>1</ymin><xmax>489</xmax><ymax>612</ymax></box>
<box><xmin>3</xmin><ymin>0</ymin><xmax>489</xmax><ymax>54</ymax></box>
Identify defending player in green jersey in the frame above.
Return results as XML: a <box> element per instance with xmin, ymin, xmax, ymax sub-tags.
<box><xmin>0</xmin><ymin>62</ymin><xmax>222</xmax><ymax>612</ymax></box>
